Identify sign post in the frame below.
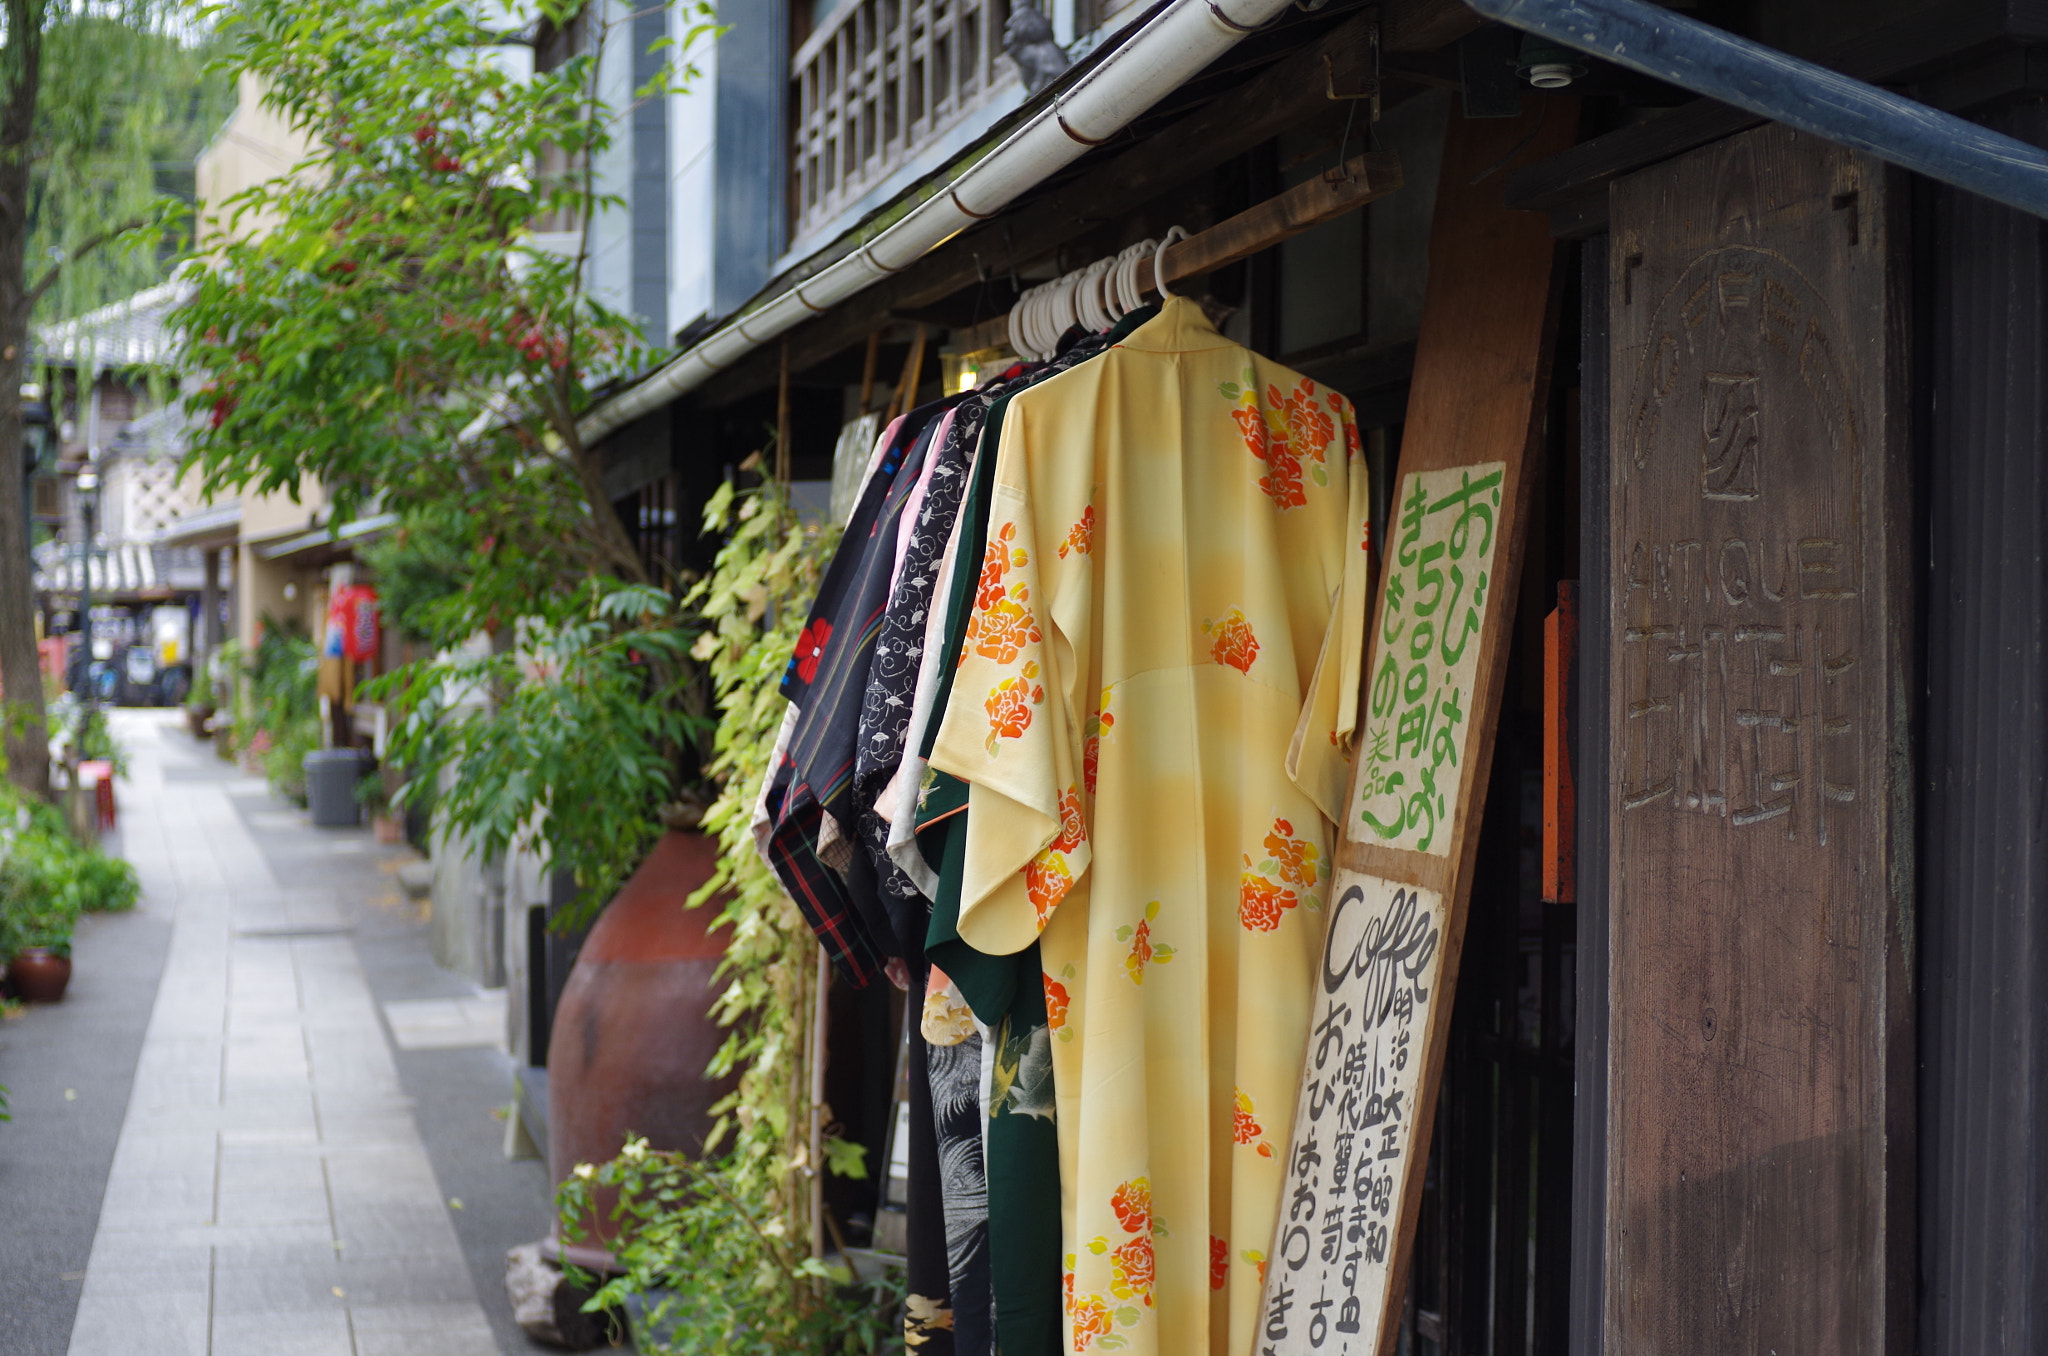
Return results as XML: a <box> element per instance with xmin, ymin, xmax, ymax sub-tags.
<box><xmin>1255</xmin><ymin>97</ymin><xmax>1576</xmax><ymax>1356</ymax></box>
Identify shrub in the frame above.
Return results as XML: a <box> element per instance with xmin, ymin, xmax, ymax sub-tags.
<box><xmin>0</xmin><ymin>784</ymin><xmax>142</xmax><ymax>960</ymax></box>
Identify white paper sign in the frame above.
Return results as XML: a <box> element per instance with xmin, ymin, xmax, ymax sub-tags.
<box><xmin>1349</xmin><ymin>463</ymin><xmax>1505</xmax><ymax>854</ymax></box>
<box><xmin>1254</xmin><ymin>869</ymin><xmax>1446</xmax><ymax>1354</ymax></box>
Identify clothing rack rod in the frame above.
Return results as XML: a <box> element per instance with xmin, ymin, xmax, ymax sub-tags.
<box><xmin>1144</xmin><ymin>149</ymin><xmax>1404</xmax><ymax>295</ymax></box>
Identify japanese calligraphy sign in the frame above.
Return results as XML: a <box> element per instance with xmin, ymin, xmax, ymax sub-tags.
<box><xmin>1255</xmin><ymin>871</ymin><xmax>1444</xmax><ymax>1354</ymax></box>
<box><xmin>1349</xmin><ymin>462</ymin><xmax>1506</xmax><ymax>855</ymax></box>
<box><xmin>1256</xmin><ymin>100</ymin><xmax>1575</xmax><ymax>1356</ymax></box>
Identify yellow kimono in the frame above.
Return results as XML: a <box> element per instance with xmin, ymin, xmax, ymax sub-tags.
<box><xmin>927</xmin><ymin>297</ymin><xmax>1370</xmax><ymax>1355</ymax></box>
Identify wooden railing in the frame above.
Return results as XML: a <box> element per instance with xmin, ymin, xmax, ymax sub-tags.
<box><xmin>790</xmin><ymin>0</ymin><xmax>1012</xmax><ymax>243</ymax></box>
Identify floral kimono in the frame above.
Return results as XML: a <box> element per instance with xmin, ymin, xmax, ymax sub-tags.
<box><xmin>927</xmin><ymin>297</ymin><xmax>1370</xmax><ymax>1355</ymax></box>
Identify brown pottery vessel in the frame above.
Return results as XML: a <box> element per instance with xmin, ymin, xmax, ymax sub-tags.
<box><xmin>9</xmin><ymin>948</ymin><xmax>72</xmax><ymax>1002</ymax></box>
<box><xmin>548</xmin><ymin>831</ymin><xmax>734</xmax><ymax>1257</ymax></box>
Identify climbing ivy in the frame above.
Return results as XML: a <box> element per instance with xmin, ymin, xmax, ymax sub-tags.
<box><xmin>561</xmin><ymin>478</ymin><xmax>885</xmax><ymax>1348</ymax></box>
<box><xmin>686</xmin><ymin>478</ymin><xmax>843</xmax><ymax>1214</ymax></box>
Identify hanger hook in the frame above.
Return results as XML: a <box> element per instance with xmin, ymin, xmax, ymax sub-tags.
<box><xmin>1153</xmin><ymin>226</ymin><xmax>1189</xmax><ymax>300</ymax></box>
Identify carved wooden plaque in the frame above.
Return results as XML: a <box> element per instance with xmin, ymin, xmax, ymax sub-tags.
<box><xmin>1606</xmin><ymin>123</ymin><xmax>1911</xmax><ymax>1355</ymax></box>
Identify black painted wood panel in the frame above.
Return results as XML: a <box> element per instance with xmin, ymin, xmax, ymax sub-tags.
<box><xmin>1918</xmin><ymin>97</ymin><xmax>2048</xmax><ymax>1356</ymax></box>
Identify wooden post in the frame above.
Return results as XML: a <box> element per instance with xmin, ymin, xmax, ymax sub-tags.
<box><xmin>885</xmin><ymin>323</ymin><xmax>927</xmax><ymax>426</ymax></box>
<box><xmin>198</xmin><ymin>546</ymin><xmax>221</xmax><ymax>698</ymax></box>
<box><xmin>775</xmin><ymin>337</ymin><xmax>793</xmax><ymax>486</ymax></box>
<box><xmin>1604</xmin><ymin>122</ymin><xmax>1912</xmax><ymax>1356</ymax></box>
<box><xmin>858</xmin><ymin>330</ymin><xmax>882</xmax><ymax>414</ymax></box>
<box><xmin>1255</xmin><ymin>98</ymin><xmax>1576</xmax><ymax>1356</ymax></box>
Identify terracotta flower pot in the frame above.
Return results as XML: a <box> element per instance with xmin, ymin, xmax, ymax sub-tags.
<box><xmin>548</xmin><ymin>831</ymin><xmax>734</xmax><ymax>1260</ymax></box>
<box><xmin>10</xmin><ymin>948</ymin><xmax>72</xmax><ymax>1002</ymax></box>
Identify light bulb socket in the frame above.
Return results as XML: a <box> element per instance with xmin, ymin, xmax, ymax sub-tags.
<box><xmin>1516</xmin><ymin>35</ymin><xmax>1587</xmax><ymax>88</ymax></box>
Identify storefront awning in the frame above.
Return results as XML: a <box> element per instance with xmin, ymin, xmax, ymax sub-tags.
<box><xmin>253</xmin><ymin>513</ymin><xmax>401</xmax><ymax>564</ymax></box>
<box><xmin>35</xmin><ymin>543</ymin><xmax>206</xmax><ymax>600</ymax></box>
<box><xmin>156</xmin><ymin>501</ymin><xmax>242</xmax><ymax>550</ymax></box>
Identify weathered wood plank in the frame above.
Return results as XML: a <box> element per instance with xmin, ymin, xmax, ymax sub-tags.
<box><xmin>1605</xmin><ymin>122</ymin><xmax>1913</xmax><ymax>1356</ymax></box>
<box><xmin>1254</xmin><ymin>97</ymin><xmax>1576</xmax><ymax>1356</ymax></box>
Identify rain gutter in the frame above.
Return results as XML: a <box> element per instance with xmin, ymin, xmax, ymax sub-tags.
<box><xmin>1467</xmin><ymin>0</ymin><xmax>2048</xmax><ymax>219</ymax></box>
<box><xmin>577</xmin><ymin>0</ymin><xmax>1302</xmax><ymax>447</ymax></box>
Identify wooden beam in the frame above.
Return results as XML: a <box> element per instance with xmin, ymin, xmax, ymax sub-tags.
<box><xmin>1505</xmin><ymin>0</ymin><xmax>2045</xmax><ymax>231</ymax></box>
<box><xmin>1254</xmin><ymin>96</ymin><xmax>1578</xmax><ymax>1356</ymax></box>
<box><xmin>704</xmin><ymin>0</ymin><xmax>1479</xmax><ymax>406</ymax></box>
<box><xmin>1147</xmin><ymin>150</ymin><xmax>1404</xmax><ymax>293</ymax></box>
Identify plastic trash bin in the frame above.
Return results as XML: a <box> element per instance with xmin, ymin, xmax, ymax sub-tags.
<box><xmin>304</xmin><ymin>748</ymin><xmax>369</xmax><ymax>827</ymax></box>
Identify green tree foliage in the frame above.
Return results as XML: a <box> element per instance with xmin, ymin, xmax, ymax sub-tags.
<box><xmin>173</xmin><ymin>0</ymin><xmax>717</xmax><ymax>592</ymax></box>
<box><xmin>2</xmin><ymin>0</ymin><xmax>201</xmax><ymax>796</ymax></box>
<box><xmin>30</xmin><ymin>18</ymin><xmax>230</xmax><ymax>324</ymax></box>
<box><xmin>371</xmin><ymin>581</ymin><xmax>711</xmax><ymax>925</ymax></box>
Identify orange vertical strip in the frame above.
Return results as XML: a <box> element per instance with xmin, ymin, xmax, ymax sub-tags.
<box><xmin>1542</xmin><ymin>580</ymin><xmax>1579</xmax><ymax>904</ymax></box>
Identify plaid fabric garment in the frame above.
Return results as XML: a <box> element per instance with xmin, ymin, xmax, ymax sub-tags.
<box><xmin>769</xmin><ymin>399</ymin><xmax>953</xmax><ymax>986</ymax></box>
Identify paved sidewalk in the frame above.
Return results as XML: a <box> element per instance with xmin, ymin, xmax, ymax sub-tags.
<box><xmin>38</xmin><ymin>712</ymin><xmax>547</xmax><ymax>1356</ymax></box>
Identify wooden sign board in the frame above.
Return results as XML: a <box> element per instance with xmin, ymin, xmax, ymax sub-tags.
<box><xmin>1604</xmin><ymin>123</ymin><xmax>1911</xmax><ymax>1356</ymax></box>
<box><xmin>1255</xmin><ymin>99</ymin><xmax>1575</xmax><ymax>1356</ymax></box>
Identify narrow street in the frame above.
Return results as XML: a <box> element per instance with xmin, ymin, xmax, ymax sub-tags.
<box><xmin>0</xmin><ymin>711</ymin><xmax>561</xmax><ymax>1356</ymax></box>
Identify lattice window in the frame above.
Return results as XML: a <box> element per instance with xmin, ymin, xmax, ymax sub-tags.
<box><xmin>791</xmin><ymin>0</ymin><xmax>1011</xmax><ymax>244</ymax></box>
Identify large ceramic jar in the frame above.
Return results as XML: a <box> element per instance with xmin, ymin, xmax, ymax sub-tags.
<box><xmin>548</xmin><ymin>830</ymin><xmax>733</xmax><ymax>1259</ymax></box>
<box><xmin>9</xmin><ymin>948</ymin><xmax>72</xmax><ymax>1002</ymax></box>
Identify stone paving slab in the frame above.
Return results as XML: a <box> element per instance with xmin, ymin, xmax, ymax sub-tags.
<box><xmin>65</xmin><ymin>716</ymin><xmax>508</xmax><ymax>1356</ymax></box>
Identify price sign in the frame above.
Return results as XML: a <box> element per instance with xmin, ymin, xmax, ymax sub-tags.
<box><xmin>1255</xmin><ymin>872</ymin><xmax>1445</xmax><ymax>1353</ymax></box>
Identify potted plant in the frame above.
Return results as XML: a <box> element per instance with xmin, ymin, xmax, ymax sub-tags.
<box><xmin>0</xmin><ymin>887</ymin><xmax>78</xmax><ymax>1004</ymax></box>
<box><xmin>184</xmin><ymin>697</ymin><xmax>215</xmax><ymax>740</ymax></box>
<box><xmin>358</xmin><ymin>766</ymin><xmax>405</xmax><ymax>844</ymax></box>
<box><xmin>0</xmin><ymin>786</ymin><xmax>140</xmax><ymax>1003</ymax></box>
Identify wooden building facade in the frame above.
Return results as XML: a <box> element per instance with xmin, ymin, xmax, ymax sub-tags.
<box><xmin>574</xmin><ymin>1</ymin><xmax>2048</xmax><ymax>1350</ymax></box>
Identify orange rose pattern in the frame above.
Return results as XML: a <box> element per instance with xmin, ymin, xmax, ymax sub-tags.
<box><xmin>1263</xmin><ymin>816</ymin><xmax>1321</xmax><ymax>891</ymax></box>
<box><xmin>1023</xmin><ymin>782</ymin><xmax>1086</xmax><ymax>930</ymax></box>
<box><xmin>1233</xmin><ymin>1088</ymin><xmax>1275</xmax><ymax>1159</ymax></box>
<box><xmin>1024</xmin><ymin>850</ymin><xmax>1073</xmax><ymax>929</ymax></box>
<box><xmin>1069</xmin><ymin>1178</ymin><xmax>1159</xmax><ymax>1349</ymax></box>
<box><xmin>1239</xmin><ymin>870</ymin><xmax>1298</xmax><ymax>933</ymax></box>
<box><xmin>1058</xmin><ymin>504</ymin><xmax>1095</xmax><ymax>559</ymax></box>
<box><xmin>1118</xmin><ymin>902</ymin><xmax>1176</xmax><ymax>985</ymax></box>
<box><xmin>1222</xmin><ymin>372</ymin><xmax>1349</xmax><ymax>510</ymax></box>
<box><xmin>1084</xmin><ymin>692</ymin><xmax>1115</xmax><ymax>798</ymax></box>
<box><xmin>984</xmin><ymin>670</ymin><xmax>1042</xmax><ymax>752</ymax></box>
<box><xmin>1043</xmin><ymin>973</ymin><xmax>1071</xmax><ymax>1033</ymax></box>
<box><xmin>1070</xmin><ymin>1294</ymin><xmax>1113</xmax><ymax>1352</ymax></box>
<box><xmin>976</xmin><ymin>521</ymin><xmax>1024</xmax><ymax>610</ymax></box>
<box><xmin>1210</xmin><ymin>1235</ymin><xmax>1229</xmax><ymax>1291</ymax></box>
<box><xmin>966</xmin><ymin>521</ymin><xmax>1041</xmax><ymax>666</ymax></box>
<box><xmin>1110</xmin><ymin>1177</ymin><xmax>1152</xmax><ymax>1234</ymax></box>
<box><xmin>1125</xmin><ymin>918</ymin><xmax>1154</xmax><ymax>984</ymax></box>
<box><xmin>1053</xmin><ymin>787</ymin><xmax>1087</xmax><ymax>854</ymax></box>
<box><xmin>1204</xmin><ymin>608</ymin><xmax>1260</xmax><ymax>674</ymax></box>
<box><xmin>1239</xmin><ymin>815</ymin><xmax>1323</xmax><ymax>933</ymax></box>
<box><xmin>973</xmin><ymin>596</ymin><xmax>1042</xmax><ymax>665</ymax></box>
<box><xmin>1111</xmin><ymin>1235</ymin><xmax>1155</xmax><ymax>1306</ymax></box>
